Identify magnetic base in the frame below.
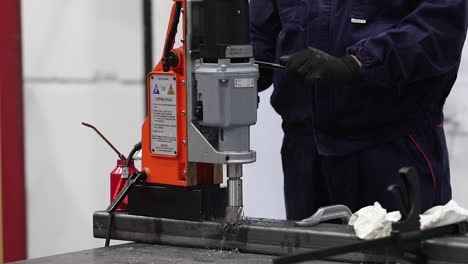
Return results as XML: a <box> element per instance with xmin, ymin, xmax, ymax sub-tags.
<box><xmin>128</xmin><ymin>183</ymin><xmax>227</xmax><ymax>221</ymax></box>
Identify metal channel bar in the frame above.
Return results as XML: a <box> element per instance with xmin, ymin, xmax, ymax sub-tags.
<box><xmin>93</xmin><ymin>212</ymin><xmax>468</xmax><ymax>263</ymax></box>
<box><xmin>94</xmin><ymin>211</ymin><xmax>389</xmax><ymax>263</ymax></box>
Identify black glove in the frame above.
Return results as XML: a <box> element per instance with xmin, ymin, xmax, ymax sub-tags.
<box><xmin>280</xmin><ymin>47</ymin><xmax>362</xmax><ymax>85</ymax></box>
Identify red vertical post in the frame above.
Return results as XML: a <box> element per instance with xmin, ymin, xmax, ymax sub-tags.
<box><xmin>0</xmin><ymin>0</ymin><xmax>27</xmax><ymax>262</ymax></box>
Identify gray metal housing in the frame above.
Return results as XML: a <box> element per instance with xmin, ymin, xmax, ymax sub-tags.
<box><xmin>185</xmin><ymin>0</ymin><xmax>257</xmax><ymax>165</ymax></box>
<box><xmin>194</xmin><ymin>59</ymin><xmax>258</xmax><ymax>152</ymax></box>
<box><xmin>194</xmin><ymin>59</ymin><xmax>257</xmax><ymax>128</ymax></box>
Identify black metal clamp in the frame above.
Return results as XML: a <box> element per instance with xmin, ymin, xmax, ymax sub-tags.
<box><xmin>274</xmin><ymin>167</ymin><xmax>468</xmax><ymax>264</ymax></box>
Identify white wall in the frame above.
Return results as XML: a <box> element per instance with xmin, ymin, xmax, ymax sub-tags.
<box><xmin>21</xmin><ymin>0</ymin><xmax>468</xmax><ymax>259</ymax></box>
<box><xmin>22</xmin><ymin>0</ymin><xmax>145</xmax><ymax>258</ymax></box>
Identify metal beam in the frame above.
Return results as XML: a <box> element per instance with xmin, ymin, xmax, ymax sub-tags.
<box><xmin>94</xmin><ymin>211</ymin><xmax>385</xmax><ymax>263</ymax></box>
<box><xmin>94</xmin><ymin>211</ymin><xmax>468</xmax><ymax>263</ymax></box>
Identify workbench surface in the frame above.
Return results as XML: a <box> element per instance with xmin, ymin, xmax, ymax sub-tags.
<box><xmin>11</xmin><ymin>243</ymin><xmax>340</xmax><ymax>264</ymax></box>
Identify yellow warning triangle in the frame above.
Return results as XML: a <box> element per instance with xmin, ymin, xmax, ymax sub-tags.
<box><xmin>168</xmin><ymin>84</ymin><xmax>175</xmax><ymax>95</ymax></box>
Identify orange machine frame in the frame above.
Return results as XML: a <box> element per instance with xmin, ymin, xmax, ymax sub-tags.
<box><xmin>141</xmin><ymin>0</ymin><xmax>220</xmax><ymax>187</ymax></box>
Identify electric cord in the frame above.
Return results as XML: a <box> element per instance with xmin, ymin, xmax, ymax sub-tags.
<box><xmin>162</xmin><ymin>2</ymin><xmax>182</xmax><ymax>71</ymax></box>
<box><xmin>121</xmin><ymin>142</ymin><xmax>142</xmax><ymax>180</ymax></box>
<box><xmin>125</xmin><ymin>142</ymin><xmax>142</xmax><ymax>169</ymax></box>
<box><xmin>105</xmin><ymin>142</ymin><xmax>143</xmax><ymax>247</ymax></box>
<box><xmin>104</xmin><ymin>171</ymin><xmax>146</xmax><ymax>247</ymax></box>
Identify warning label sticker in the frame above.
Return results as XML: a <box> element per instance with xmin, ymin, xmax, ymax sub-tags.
<box><xmin>150</xmin><ymin>74</ymin><xmax>177</xmax><ymax>156</ymax></box>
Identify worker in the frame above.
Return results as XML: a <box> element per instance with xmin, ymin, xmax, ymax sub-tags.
<box><xmin>250</xmin><ymin>0</ymin><xmax>467</xmax><ymax>220</ymax></box>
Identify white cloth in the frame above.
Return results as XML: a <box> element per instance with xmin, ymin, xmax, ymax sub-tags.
<box><xmin>349</xmin><ymin>200</ymin><xmax>468</xmax><ymax>240</ymax></box>
<box><xmin>348</xmin><ymin>202</ymin><xmax>401</xmax><ymax>240</ymax></box>
<box><xmin>420</xmin><ymin>200</ymin><xmax>468</xmax><ymax>230</ymax></box>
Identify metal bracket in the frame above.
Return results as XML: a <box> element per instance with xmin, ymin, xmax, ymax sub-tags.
<box><xmin>188</xmin><ymin>123</ymin><xmax>256</xmax><ymax>164</ymax></box>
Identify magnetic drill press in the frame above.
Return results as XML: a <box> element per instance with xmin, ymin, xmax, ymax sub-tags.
<box><xmin>93</xmin><ymin>2</ymin><xmax>468</xmax><ymax>261</ymax></box>
<box><xmin>129</xmin><ymin>0</ymin><xmax>258</xmax><ymax>224</ymax></box>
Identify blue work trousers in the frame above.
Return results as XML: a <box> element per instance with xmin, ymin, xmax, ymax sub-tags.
<box><xmin>281</xmin><ymin>119</ymin><xmax>451</xmax><ymax>220</ymax></box>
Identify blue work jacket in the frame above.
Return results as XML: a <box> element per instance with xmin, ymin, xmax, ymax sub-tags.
<box><xmin>250</xmin><ymin>0</ymin><xmax>467</xmax><ymax>155</ymax></box>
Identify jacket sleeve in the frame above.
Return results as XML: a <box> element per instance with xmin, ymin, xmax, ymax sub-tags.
<box><xmin>347</xmin><ymin>0</ymin><xmax>467</xmax><ymax>84</ymax></box>
<box><xmin>250</xmin><ymin>0</ymin><xmax>282</xmax><ymax>92</ymax></box>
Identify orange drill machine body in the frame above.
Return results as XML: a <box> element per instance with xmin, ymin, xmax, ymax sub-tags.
<box><xmin>133</xmin><ymin>0</ymin><xmax>258</xmax><ymax>223</ymax></box>
<box><xmin>142</xmin><ymin>0</ymin><xmax>221</xmax><ymax>187</ymax></box>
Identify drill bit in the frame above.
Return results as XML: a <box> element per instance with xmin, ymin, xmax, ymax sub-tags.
<box><xmin>225</xmin><ymin>206</ymin><xmax>244</xmax><ymax>225</ymax></box>
<box><xmin>225</xmin><ymin>164</ymin><xmax>244</xmax><ymax>225</ymax></box>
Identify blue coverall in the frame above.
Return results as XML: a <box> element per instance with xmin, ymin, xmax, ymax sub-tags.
<box><xmin>250</xmin><ymin>0</ymin><xmax>467</xmax><ymax>220</ymax></box>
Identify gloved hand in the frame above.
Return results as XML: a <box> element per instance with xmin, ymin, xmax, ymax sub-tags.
<box><xmin>280</xmin><ymin>47</ymin><xmax>362</xmax><ymax>85</ymax></box>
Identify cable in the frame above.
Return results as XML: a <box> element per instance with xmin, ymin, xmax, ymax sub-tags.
<box><xmin>121</xmin><ymin>141</ymin><xmax>142</xmax><ymax>181</ymax></box>
<box><xmin>104</xmin><ymin>213</ymin><xmax>114</xmax><ymax>247</ymax></box>
<box><xmin>125</xmin><ymin>142</ymin><xmax>142</xmax><ymax>169</ymax></box>
<box><xmin>105</xmin><ymin>142</ymin><xmax>143</xmax><ymax>247</ymax></box>
<box><xmin>162</xmin><ymin>2</ymin><xmax>182</xmax><ymax>71</ymax></box>
<box><xmin>104</xmin><ymin>171</ymin><xmax>146</xmax><ymax>247</ymax></box>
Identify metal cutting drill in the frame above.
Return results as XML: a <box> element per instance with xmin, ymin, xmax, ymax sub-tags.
<box><xmin>129</xmin><ymin>0</ymin><xmax>258</xmax><ymax>224</ymax></box>
<box><xmin>92</xmin><ymin>3</ymin><xmax>468</xmax><ymax>262</ymax></box>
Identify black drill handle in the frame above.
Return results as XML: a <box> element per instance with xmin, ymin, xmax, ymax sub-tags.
<box><xmin>390</xmin><ymin>167</ymin><xmax>421</xmax><ymax>233</ymax></box>
<box><xmin>255</xmin><ymin>60</ymin><xmax>285</xmax><ymax>70</ymax></box>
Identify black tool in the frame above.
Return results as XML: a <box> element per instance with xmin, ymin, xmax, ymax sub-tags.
<box><xmin>255</xmin><ymin>60</ymin><xmax>285</xmax><ymax>70</ymax></box>
<box><xmin>274</xmin><ymin>167</ymin><xmax>468</xmax><ymax>264</ymax></box>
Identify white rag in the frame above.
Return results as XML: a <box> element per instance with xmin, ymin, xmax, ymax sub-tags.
<box><xmin>348</xmin><ymin>202</ymin><xmax>401</xmax><ymax>239</ymax></box>
<box><xmin>349</xmin><ymin>200</ymin><xmax>468</xmax><ymax>240</ymax></box>
<box><xmin>420</xmin><ymin>200</ymin><xmax>468</xmax><ymax>230</ymax></box>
